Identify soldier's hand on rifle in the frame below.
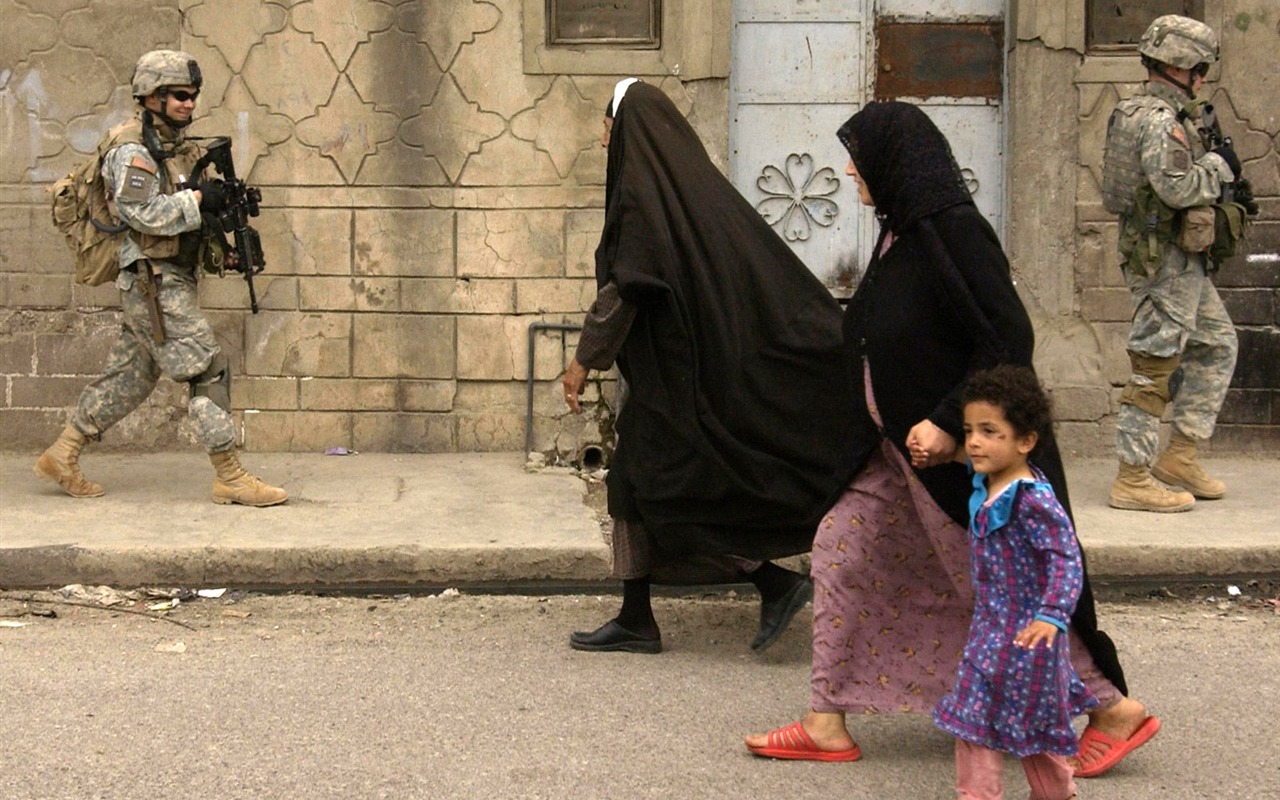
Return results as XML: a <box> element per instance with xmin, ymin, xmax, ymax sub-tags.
<box><xmin>200</xmin><ymin>212</ymin><xmax>224</xmax><ymax>233</ymax></box>
<box><xmin>1211</xmin><ymin>142</ymin><xmax>1242</xmax><ymax>180</ymax></box>
<box><xmin>198</xmin><ymin>179</ymin><xmax>226</xmax><ymax>214</ymax></box>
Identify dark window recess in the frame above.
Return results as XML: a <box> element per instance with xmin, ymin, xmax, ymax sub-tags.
<box><xmin>547</xmin><ymin>0</ymin><xmax>661</xmax><ymax>48</ymax></box>
<box><xmin>875</xmin><ymin>21</ymin><xmax>1003</xmax><ymax>100</ymax></box>
<box><xmin>1087</xmin><ymin>0</ymin><xmax>1205</xmax><ymax>49</ymax></box>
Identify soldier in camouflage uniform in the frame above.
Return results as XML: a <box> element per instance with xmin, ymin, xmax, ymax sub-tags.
<box><xmin>1102</xmin><ymin>16</ymin><xmax>1239</xmax><ymax>513</ymax></box>
<box><xmin>34</xmin><ymin>50</ymin><xmax>287</xmax><ymax>507</ymax></box>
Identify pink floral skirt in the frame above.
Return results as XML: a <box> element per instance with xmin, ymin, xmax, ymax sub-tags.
<box><xmin>810</xmin><ymin>437</ymin><xmax>974</xmax><ymax>714</ymax></box>
<box><xmin>810</xmin><ymin>365</ymin><xmax>1120</xmax><ymax>715</ymax></box>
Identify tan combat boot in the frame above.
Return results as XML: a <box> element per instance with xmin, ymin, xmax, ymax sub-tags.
<box><xmin>1152</xmin><ymin>431</ymin><xmax>1226</xmax><ymax>499</ymax></box>
<box><xmin>1109</xmin><ymin>462</ymin><xmax>1194</xmax><ymax>513</ymax></box>
<box><xmin>33</xmin><ymin>424</ymin><xmax>104</xmax><ymax>498</ymax></box>
<box><xmin>210</xmin><ymin>449</ymin><xmax>288</xmax><ymax>507</ymax></box>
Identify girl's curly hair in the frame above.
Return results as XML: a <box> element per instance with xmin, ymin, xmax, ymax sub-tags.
<box><xmin>961</xmin><ymin>365</ymin><xmax>1054</xmax><ymax>457</ymax></box>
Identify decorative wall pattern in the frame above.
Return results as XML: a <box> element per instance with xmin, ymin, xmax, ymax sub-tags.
<box><xmin>754</xmin><ymin>154</ymin><xmax>839</xmax><ymax>242</ymax></box>
<box><xmin>0</xmin><ymin>0</ymin><xmax>706</xmax><ymax>457</ymax></box>
<box><xmin>4</xmin><ymin>1</ymin><xmax>1275</xmax><ymax>457</ymax></box>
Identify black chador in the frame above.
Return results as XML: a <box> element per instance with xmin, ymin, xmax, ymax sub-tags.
<box><xmin>598</xmin><ymin>83</ymin><xmax>855</xmax><ymax>560</ymax></box>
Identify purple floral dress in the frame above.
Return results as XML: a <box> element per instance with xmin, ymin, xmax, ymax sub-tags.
<box><xmin>933</xmin><ymin>467</ymin><xmax>1097</xmax><ymax>757</ymax></box>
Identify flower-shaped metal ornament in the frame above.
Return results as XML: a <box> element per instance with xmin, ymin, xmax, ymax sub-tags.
<box><xmin>755</xmin><ymin>153</ymin><xmax>841</xmax><ymax>242</ymax></box>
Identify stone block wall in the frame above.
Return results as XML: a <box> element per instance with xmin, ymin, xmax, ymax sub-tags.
<box><xmin>7</xmin><ymin>0</ymin><xmax>1275</xmax><ymax>458</ymax></box>
<box><xmin>1010</xmin><ymin>0</ymin><xmax>1279</xmax><ymax>456</ymax></box>
<box><xmin>0</xmin><ymin>0</ymin><xmax>722</xmax><ymax>456</ymax></box>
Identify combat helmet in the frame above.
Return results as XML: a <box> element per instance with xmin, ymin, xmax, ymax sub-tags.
<box><xmin>131</xmin><ymin>50</ymin><xmax>203</xmax><ymax>99</ymax></box>
<box><xmin>1139</xmin><ymin>15</ymin><xmax>1219</xmax><ymax>70</ymax></box>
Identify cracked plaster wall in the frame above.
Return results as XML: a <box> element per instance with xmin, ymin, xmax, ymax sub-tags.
<box><xmin>8</xmin><ymin>0</ymin><xmax>1273</xmax><ymax>458</ymax></box>
<box><xmin>0</xmin><ymin>0</ymin><xmax>728</xmax><ymax>457</ymax></box>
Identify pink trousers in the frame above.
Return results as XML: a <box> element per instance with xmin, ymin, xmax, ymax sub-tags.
<box><xmin>955</xmin><ymin>739</ymin><xmax>1077</xmax><ymax>800</ymax></box>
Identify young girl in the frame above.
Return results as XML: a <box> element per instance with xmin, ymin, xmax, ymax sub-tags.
<box><xmin>933</xmin><ymin>365</ymin><xmax>1097</xmax><ymax>800</ymax></box>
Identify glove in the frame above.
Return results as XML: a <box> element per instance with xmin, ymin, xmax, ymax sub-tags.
<box><xmin>1211</xmin><ymin>142</ymin><xmax>1241</xmax><ymax>180</ymax></box>
<box><xmin>197</xmin><ymin>179</ymin><xmax>226</xmax><ymax>215</ymax></box>
<box><xmin>200</xmin><ymin>211</ymin><xmax>224</xmax><ymax>233</ymax></box>
<box><xmin>1235</xmin><ymin>178</ymin><xmax>1260</xmax><ymax>217</ymax></box>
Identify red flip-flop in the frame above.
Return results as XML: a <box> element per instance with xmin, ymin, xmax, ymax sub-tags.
<box><xmin>746</xmin><ymin>722</ymin><xmax>862</xmax><ymax>762</ymax></box>
<box><xmin>1073</xmin><ymin>715</ymin><xmax>1161</xmax><ymax>778</ymax></box>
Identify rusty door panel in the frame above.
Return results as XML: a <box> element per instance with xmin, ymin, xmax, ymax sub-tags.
<box><xmin>875</xmin><ymin>21</ymin><xmax>1003</xmax><ymax>99</ymax></box>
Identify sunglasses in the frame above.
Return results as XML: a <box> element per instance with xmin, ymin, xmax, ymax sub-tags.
<box><xmin>169</xmin><ymin>89</ymin><xmax>200</xmax><ymax>102</ymax></box>
<box><xmin>1192</xmin><ymin>63</ymin><xmax>1210</xmax><ymax>78</ymax></box>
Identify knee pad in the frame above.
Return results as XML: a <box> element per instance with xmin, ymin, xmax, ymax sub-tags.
<box><xmin>1118</xmin><ymin>350</ymin><xmax>1180</xmax><ymax>417</ymax></box>
<box><xmin>189</xmin><ymin>352</ymin><xmax>231</xmax><ymax>414</ymax></box>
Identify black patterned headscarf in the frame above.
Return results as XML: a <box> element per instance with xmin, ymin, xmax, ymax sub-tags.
<box><xmin>836</xmin><ymin>101</ymin><xmax>973</xmax><ymax>232</ymax></box>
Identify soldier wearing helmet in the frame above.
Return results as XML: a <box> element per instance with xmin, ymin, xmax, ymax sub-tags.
<box><xmin>1099</xmin><ymin>16</ymin><xmax>1239</xmax><ymax>514</ymax></box>
<box><xmin>1138</xmin><ymin>14</ymin><xmax>1220</xmax><ymax>97</ymax></box>
<box><xmin>34</xmin><ymin>50</ymin><xmax>288</xmax><ymax>508</ymax></box>
<box><xmin>131</xmin><ymin>49</ymin><xmax>204</xmax><ymax>128</ymax></box>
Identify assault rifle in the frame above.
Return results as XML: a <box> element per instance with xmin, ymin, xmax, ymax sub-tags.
<box><xmin>1197</xmin><ymin>104</ymin><xmax>1259</xmax><ymax>215</ymax></box>
<box><xmin>193</xmin><ymin>137</ymin><xmax>266</xmax><ymax>312</ymax></box>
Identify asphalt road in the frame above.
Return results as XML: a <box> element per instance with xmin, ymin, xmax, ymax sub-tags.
<box><xmin>1</xmin><ymin>590</ymin><xmax>1276</xmax><ymax>800</ymax></box>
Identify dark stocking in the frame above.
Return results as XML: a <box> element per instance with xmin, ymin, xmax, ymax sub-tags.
<box><xmin>746</xmin><ymin>561</ymin><xmax>806</xmax><ymax>603</ymax></box>
<box><xmin>615</xmin><ymin>577</ymin><xmax>658</xmax><ymax>636</ymax></box>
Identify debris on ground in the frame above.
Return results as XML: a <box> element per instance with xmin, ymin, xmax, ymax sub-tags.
<box><xmin>0</xmin><ymin>585</ymin><xmax>253</xmax><ymax>631</ymax></box>
<box><xmin>1114</xmin><ymin>578</ymin><xmax>1280</xmax><ymax>621</ymax></box>
<box><xmin>59</xmin><ymin>584</ymin><xmax>138</xmax><ymax>606</ymax></box>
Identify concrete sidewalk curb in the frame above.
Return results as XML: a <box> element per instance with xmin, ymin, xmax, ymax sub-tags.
<box><xmin>0</xmin><ymin>544</ymin><xmax>613</xmax><ymax>592</ymax></box>
<box><xmin>1</xmin><ymin>451</ymin><xmax>1276</xmax><ymax>590</ymax></box>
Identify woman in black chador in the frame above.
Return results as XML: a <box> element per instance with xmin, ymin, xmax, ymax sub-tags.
<box><xmin>563</xmin><ymin>80</ymin><xmax>854</xmax><ymax>654</ymax></box>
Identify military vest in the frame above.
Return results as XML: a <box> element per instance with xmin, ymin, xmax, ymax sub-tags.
<box><xmin>1100</xmin><ymin>93</ymin><xmax>1173</xmax><ymax>216</ymax></box>
<box><xmin>99</xmin><ymin>117</ymin><xmax>203</xmax><ymax>262</ymax></box>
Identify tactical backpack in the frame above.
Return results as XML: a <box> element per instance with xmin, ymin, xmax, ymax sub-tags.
<box><xmin>50</xmin><ymin>153</ymin><xmax>128</xmax><ymax>286</ymax></box>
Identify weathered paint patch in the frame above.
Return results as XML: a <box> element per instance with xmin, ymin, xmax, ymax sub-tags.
<box><xmin>875</xmin><ymin>21</ymin><xmax>1003</xmax><ymax>100</ymax></box>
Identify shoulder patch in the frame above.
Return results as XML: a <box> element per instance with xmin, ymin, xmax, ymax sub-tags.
<box><xmin>118</xmin><ymin>164</ymin><xmax>158</xmax><ymax>203</ymax></box>
<box><xmin>1172</xmin><ymin>150</ymin><xmax>1190</xmax><ymax>170</ymax></box>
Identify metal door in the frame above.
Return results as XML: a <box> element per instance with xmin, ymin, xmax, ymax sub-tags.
<box><xmin>730</xmin><ymin>0</ymin><xmax>1005</xmax><ymax>294</ymax></box>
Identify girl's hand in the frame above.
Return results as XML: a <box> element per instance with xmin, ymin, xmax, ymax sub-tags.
<box><xmin>1014</xmin><ymin>620</ymin><xmax>1059</xmax><ymax>650</ymax></box>
<box><xmin>906</xmin><ymin>419</ymin><xmax>957</xmax><ymax>468</ymax></box>
<box><xmin>563</xmin><ymin>358</ymin><xmax>588</xmax><ymax>414</ymax></box>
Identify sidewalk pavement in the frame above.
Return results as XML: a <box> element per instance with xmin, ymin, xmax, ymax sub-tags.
<box><xmin>1</xmin><ymin>451</ymin><xmax>1277</xmax><ymax>591</ymax></box>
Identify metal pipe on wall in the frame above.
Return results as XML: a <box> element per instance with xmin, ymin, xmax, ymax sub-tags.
<box><xmin>524</xmin><ymin>321</ymin><xmax>582</xmax><ymax>456</ymax></box>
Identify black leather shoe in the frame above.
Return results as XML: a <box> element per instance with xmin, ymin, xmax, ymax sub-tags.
<box><xmin>751</xmin><ymin>578</ymin><xmax>813</xmax><ymax>651</ymax></box>
<box><xmin>569</xmin><ymin>619</ymin><xmax>662</xmax><ymax>654</ymax></box>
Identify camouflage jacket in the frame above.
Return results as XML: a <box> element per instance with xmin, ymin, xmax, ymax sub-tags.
<box><xmin>1124</xmin><ymin>81</ymin><xmax>1233</xmax><ymax>216</ymax></box>
<box><xmin>99</xmin><ymin>114</ymin><xmax>203</xmax><ymax>271</ymax></box>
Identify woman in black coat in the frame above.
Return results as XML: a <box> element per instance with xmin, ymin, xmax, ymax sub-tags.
<box><xmin>564</xmin><ymin>80</ymin><xmax>854</xmax><ymax>655</ymax></box>
<box><xmin>744</xmin><ymin>102</ymin><xmax>1158</xmax><ymax>778</ymax></box>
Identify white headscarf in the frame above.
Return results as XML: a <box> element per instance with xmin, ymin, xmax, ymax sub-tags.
<box><xmin>608</xmin><ymin>78</ymin><xmax>640</xmax><ymax>118</ymax></box>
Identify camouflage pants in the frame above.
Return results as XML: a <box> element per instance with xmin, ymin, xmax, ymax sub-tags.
<box><xmin>1117</xmin><ymin>247</ymin><xmax>1238</xmax><ymax>465</ymax></box>
<box><xmin>71</xmin><ymin>263</ymin><xmax>236</xmax><ymax>453</ymax></box>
